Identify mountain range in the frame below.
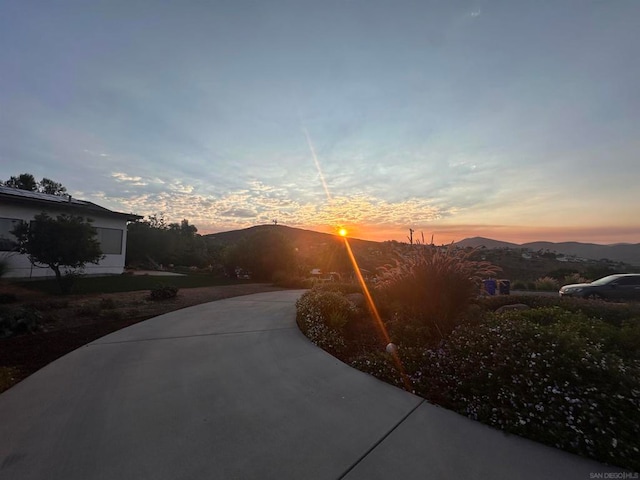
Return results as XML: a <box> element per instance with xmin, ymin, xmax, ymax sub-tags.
<box><xmin>453</xmin><ymin>237</ymin><xmax>640</xmax><ymax>266</ymax></box>
<box><xmin>204</xmin><ymin>226</ymin><xmax>640</xmax><ymax>267</ymax></box>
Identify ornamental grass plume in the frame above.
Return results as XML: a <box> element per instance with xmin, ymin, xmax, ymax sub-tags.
<box><xmin>376</xmin><ymin>244</ymin><xmax>501</xmax><ymax>339</ymax></box>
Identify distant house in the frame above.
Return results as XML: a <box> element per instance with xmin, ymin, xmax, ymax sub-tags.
<box><xmin>0</xmin><ymin>186</ymin><xmax>141</xmax><ymax>278</ymax></box>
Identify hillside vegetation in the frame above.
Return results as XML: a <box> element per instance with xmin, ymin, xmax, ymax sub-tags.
<box><xmin>126</xmin><ymin>220</ymin><xmax>637</xmax><ymax>287</ymax></box>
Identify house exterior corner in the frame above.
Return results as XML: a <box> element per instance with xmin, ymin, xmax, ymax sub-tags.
<box><xmin>0</xmin><ymin>186</ymin><xmax>142</xmax><ymax>279</ymax></box>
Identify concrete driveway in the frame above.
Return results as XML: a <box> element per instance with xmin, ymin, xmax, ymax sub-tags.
<box><xmin>0</xmin><ymin>290</ymin><xmax>625</xmax><ymax>479</ymax></box>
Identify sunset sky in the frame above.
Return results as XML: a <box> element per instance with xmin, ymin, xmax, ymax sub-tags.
<box><xmin>1</xmin><ymin>1</ymin><xmax>639</xmax><ymax>244</ymax></box>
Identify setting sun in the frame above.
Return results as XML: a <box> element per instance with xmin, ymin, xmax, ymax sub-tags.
<box><xmin>338</xmin><ymin>228</ymin><xmax>348</xmax><ymax>237</ymax></box>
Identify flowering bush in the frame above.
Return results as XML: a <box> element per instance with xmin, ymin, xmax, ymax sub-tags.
<box><xmin>412</xmin><ymin>310</ymin><xmax>640</xmax><ymax>470</ymax></box>
<box><xmin>338</xmin><ymin>307</ymin><xmax>640</xmax><ymax>470</ymax></box>
<box><xmin>351</xmin><ymin>351</ymin><xmax>405</xmax><ymax>389</ymax></box>
<box><xmin>295</xmin><ymin>287</ymin><xmax>357</xmax><ymax>355</ymax></box>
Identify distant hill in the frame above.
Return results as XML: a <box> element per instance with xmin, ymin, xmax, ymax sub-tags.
<box><xmin>204</xmin><ymin>224</ymin><xmax>392</xmax><ymax>272</ymax></box>
<box><xmin>454</xmin><ymin>237</ymin><xmax>519</xmax><ymax>249</ymax></box>
<box><xmin>206</xmin><ymin>224</ymin><xmax>339</xmax><ymax>246</ymax></box>
<box><xmin>455</xmin><ymin>237</ymin><xmax>640</xmax><ymax>266</ymax></box>
<box><xmin>205</xmin><ymin>224</ymin><xmax>382</xmax><ymax>248</ymax></box>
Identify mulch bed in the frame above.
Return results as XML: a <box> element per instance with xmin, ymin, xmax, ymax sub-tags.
<box><xmin>0</xmin><ymin>283</ymin><xmax>288</xmax><ymax>393</ymax></box>
<box><xmin>0</xmin><ymin>314</ymin><xmax>155</xmax><ymax>392</ymax></box>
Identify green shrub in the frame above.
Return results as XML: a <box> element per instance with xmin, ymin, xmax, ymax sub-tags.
<box><xmin>0</xmin><ymin>307</ymin><xmax>43</xmax><ymax>338</ymax></box>
<box><xmin>519</xmin><ymin>307</ymin><xmax>640</xmax><ymax>361</ymax></box>
<box><xmin>148</xmin><ymin>284</ymin><xmax>179</xmax><ymax>300</ymax></box>
<box><xmin>477</xmin><ymin>295</ymin><xmax>640</xmax><ymax>327</ymax></box>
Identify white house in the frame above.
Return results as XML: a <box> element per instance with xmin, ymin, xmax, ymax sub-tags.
<box><xmin>0</xmin><ymin>186</ymin><xmax>141</xmax><ymax>278</ymax></box>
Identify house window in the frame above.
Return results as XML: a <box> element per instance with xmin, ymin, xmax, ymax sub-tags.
<box><xmin>0</xmin><ymin>217</ymin><xmax>22</xmax><ymax>251</ymax></box>
<box><xmin>95</xmin><ymin>227</ymin><xmax>123</xmax><ymax>255</ymax></box>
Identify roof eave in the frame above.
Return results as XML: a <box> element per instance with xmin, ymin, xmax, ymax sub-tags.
<box><xmin>0</xmin><ymin>193</ymin><xmax>142</xmax><ymax>222</ymax></box>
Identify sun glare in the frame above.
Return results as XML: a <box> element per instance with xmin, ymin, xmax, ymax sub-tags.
<box><xmin>302</xmin><ymin>127</ymin><xmax>409</xmax><ymax>390</ymax></box>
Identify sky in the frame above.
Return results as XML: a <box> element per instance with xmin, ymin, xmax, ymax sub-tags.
<box><xmin>1</xmin><ymin>0</ymin><xmax>639</xmax><ymax>245</ymax></box>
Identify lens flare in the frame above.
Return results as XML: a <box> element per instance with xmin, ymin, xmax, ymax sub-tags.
<box><xmin>302</xmin><ymin>126</ymin><xmax>332</xmax><ymax>202</ymax></box>
<box><xmin>342</xmin><ymin>236</ymin><xmax>411</xmax><ymax>391</ymax></box>
<box><xmin>301</xmin><ymin>125</ymin><xmax>410</xmax><ymax>391</ymax></box>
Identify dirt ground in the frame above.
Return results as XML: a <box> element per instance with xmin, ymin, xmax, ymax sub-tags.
<box><xmin>0</xmin><ymin>283</ymin><xmax>286</xmax><ymax>393</ymax></box>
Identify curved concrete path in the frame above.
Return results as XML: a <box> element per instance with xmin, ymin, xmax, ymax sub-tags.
<box><xmin>0</xmin><ymin>290</ymin><xmax>625</xmax><ymax>479</ymax></box>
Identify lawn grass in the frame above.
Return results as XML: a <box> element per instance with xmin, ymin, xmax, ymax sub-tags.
<box><xmin>13</xmin><ymin>274</ymin><xmax>246</xmax><ymax>295</ymax></box>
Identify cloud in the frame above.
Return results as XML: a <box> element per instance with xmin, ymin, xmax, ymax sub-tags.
<box><xmin>220</xmin><ymin>208</ymin><xmax>257</xmax><ymax>218</ymax></box>
<box><xmin>4</xmin><ymin>1</ymin><xmax>638</xmax><ymax>247</ymax></box>
<box><xmin>111</xmin><ymin>172</ymin><xmax>147</xmax><ymax>186</ymax></box>
<box><xmin>84</xmin><ymin>149</ymin><xmax>110</xmax><ymax>158</ymax></box>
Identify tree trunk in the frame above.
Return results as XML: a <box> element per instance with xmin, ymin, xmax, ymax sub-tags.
<box><xmin>51</xmin><ymin>265</ymin><xmax>71</xmax><ymax>295</ymax></box>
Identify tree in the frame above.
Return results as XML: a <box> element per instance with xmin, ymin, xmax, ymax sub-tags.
<box><xmin>11</xmin><ymin>213</ymin><xmax>103</xmax><ymax>293</ymax></box>
<box><xmin>226</xmin><ymin>229</ymin><xmax>298</xmax><ymax>281</ymax></box>
<box><xmin>3</xmin><ymin>172</ymin><xmax>68</xmax><ymax>196</ymax></box>
<box><xmin>39</xmin><ymin>177</ymin><xmax>67</xmax><ymax>195</ymax></box>
<box><xmin>126</xmin><ymin>215</ymin><xmax>210</xmax><ymax>268</ymax></box>
<box><xmin>4</xmin><ymin>173</ymin><xmax>37</xmax><ymax>191</ymax></box>
<box><xmin>318</xmin><ymin>240</ymin><xmax>352</xmax><ymax>273</ymax></box>
<box><xmin>125</xmin><ymin>217</ymin><xmax>169</xmax><ymax>268</ymax></box>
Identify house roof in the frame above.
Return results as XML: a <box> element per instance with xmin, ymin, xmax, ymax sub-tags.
<box><xmin>0</xmin><ymin>186</ymin><xmax>142</xmax><ymax>221</ymax></box>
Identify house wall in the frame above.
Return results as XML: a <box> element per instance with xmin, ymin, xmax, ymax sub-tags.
<box><xmin>0</xmin><ymin>203</ymin><xmax>130</xmax><ymax>278</ymax></box>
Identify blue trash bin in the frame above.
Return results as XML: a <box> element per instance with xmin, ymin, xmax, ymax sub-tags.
<box><xmin>483</xmin><ymin>278</ymin><xmax>497</xmax><ymax>295</ymax></box>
